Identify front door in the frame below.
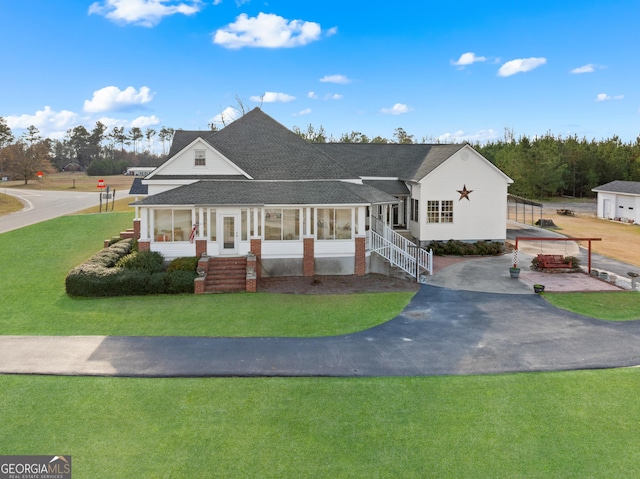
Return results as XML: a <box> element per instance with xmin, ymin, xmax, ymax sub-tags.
<box><xmin>221</xmin><ymin>215</ymin><xmax>238</xmax><ymax>254</ymax></box>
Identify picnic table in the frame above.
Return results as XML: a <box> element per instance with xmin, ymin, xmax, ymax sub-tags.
<box><xmin>556</xmin><ymin>209</ymin><xmax>575</xmax><ymax>216</ymax></box>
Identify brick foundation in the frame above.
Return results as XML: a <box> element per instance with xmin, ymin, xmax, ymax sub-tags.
<box><xmin>303</xmin><ymin>237</ymin><xmax>315</xmax><ymax>276</ymax></box>
<box><xmin>133</xmin><ymin>219</ymin><xmax>141</xmax><ymax>240</ymax></box>
<box><xmin>354</xmin><ymin>236</ymin><xmax>366</xmax><ymax>276</ymax></box>
<box><xmin>250</xmin><ymin>238</ymin><xmax>262</xmax><ymax>278</ymax></box>
<box><xmin>138</xmin><ymin>240</ymin><xmax>150</xmax><ymax>252</ymax></box>
<box><xmin>194</xmin><ymin>277</ymin><xmax>205</xmax><ymax>294</ymax></box>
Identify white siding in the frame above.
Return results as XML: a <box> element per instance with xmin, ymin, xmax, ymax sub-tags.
<box><xmin>262</xmin><ymin>241</ymin><xmax>304</xmax><ymax>258</ymax></box>
<box><xmin>155</xmin><ymin>139</ymin><xmax>247</xmax><ymax>177</ymax></box>
<box><xmin>417</xmin><ymin>146</ymin><xmax>510</xmax><ymax>242</ymax></box>
<box><xmin>315</xmin><ymin>240</ymin><xmax>355</xmax><ymax>256</ymax></box>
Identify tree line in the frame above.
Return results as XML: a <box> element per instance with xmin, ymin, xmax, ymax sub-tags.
<box><xmin>0</xmin><ymin>117</ymin><xmax>174</xmax><ymax>183</ymax></box>
<box><xmin>2</xmin><ymin>113</ymin><xmax>639</xmax><ymax>197</ymax></box>
<box><xmin>293</xmin><ymin>123</ymin><xmax>640</xmax><ymax>199</ymax></box>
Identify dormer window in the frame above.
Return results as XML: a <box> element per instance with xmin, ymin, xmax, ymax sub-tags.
<box><xmin>194</xmin><ymin>149</ymin><xmax>206</xmax><ymax>166</ymax></box>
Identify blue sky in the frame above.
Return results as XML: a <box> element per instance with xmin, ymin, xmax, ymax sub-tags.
<box><xmin>2</xmin><ymin>0</ymin><xmax>639</xmax><ymax>148</ymax></box>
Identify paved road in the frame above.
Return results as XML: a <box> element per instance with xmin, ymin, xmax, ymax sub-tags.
<box><xmin>0</xmin><ymin>189</ymin><xmax>104</xmax><ymax>234</ymax></box>
<box><xmin>0</xmin><ymin>285</ymin><xmax>639</xmax><ymax>377</ymax></box>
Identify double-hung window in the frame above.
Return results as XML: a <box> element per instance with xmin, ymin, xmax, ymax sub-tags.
<box><xmin>427</xmin><ymin>200</ymin><xmax>453</xmax><ymax>223</ymax></box>
<box><xmin>194</xmin><ymin>149</ymin><xmax>206</xmax><ymax>166</ymax></box>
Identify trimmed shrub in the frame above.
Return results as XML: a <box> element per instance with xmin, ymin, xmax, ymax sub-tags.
<box><xmin>167</xmin><ymin>256</ymin><xmax>199</xmax><ymax>272</ymax></box>
<box><xmin>165</xmin><ymin>270</ymin><xmax>197</xmax><ymax>294</ymax></box>
<box><xmin>116</xmin><ymin>250</ymin><xmax>164</xmax><ymax>274</ymax></box>
<box><xmin>564</xmin><ymin>255</ymin><xmax>581</xmax><ymax>267</ymax></box>
<box><xmin>66</xmin><ymin>239</ymin><xmax>196</xmax><ymax>297</ymax></box>
<box><xmin>425</xmin><ymin>240</ymin><xmax>504</xmax><ymax>256</ymax></box>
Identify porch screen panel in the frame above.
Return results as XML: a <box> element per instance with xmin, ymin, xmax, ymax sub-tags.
<box><xmin>317</xmin><ymin>208</ymin><xmax>352</xmax><ymax>240</ymax></box>
<box><xmin>283</xmin><ymin>209</ymin><xmax>300</xmax><ymax>240</ymax></box>
<box><xmin>335</xmin><ymin>208</ymin><xmax>352</xmax><ymax>239</ymax></box>
<box><xmin>154</xmin><ymin>210</ymin><xmax>172</xmax><ymax>241</ymax></box>
<box><xmin>209</xmin><ymin>209</ymin><xmax>217</xmax><ymax>241</ymax></box>
<box><xmin>264</xmin><ymin>209</ymin><xmax>282</xmax><ymax>241</ymax></box>
<box><xmin>173</xmin><ymin>210</ymin><xmax>191</xmax><ymax>241</ymax></box>
<box><xmin>316</xmin><ymin>208</ymin><xmax>332</xmax><ymax>240</ymax></box>
<box><xmin>241</xmin><ymin>209</ymin><xmax>248</xmax><ymax>241</ymax></box>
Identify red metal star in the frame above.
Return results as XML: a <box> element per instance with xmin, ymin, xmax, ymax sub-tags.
<box><xmin>457</xmin><ymin>184</ymin><xmax>473</xmax><ymax>201</ymax></box>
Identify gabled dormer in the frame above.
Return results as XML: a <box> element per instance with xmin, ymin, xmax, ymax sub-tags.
<box><xmin>144</xmin><ymin>134</ymin><xmax>251</xmax><ymax>194</ymax></box>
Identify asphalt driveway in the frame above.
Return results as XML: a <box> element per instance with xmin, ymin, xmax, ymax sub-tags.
<box><xmin>1</xmin><ymin>284</ymin><xmax>639</xmax><ymax>377</ymax></box>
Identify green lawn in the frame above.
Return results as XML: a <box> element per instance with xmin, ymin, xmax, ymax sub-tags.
<box><xmin>0</xmin><ymin>213</ymin><xmax>413</xmax><ymax>336</ymax></box>
<box><xmin>2</xmin><ymin>370</ymin><xmax>639</xmax><ymax>478</ymax></box>
<box><xmin>544</xmin><ymin>291</ymin><xmax>640</xmax><ymax>321</ymax></box>
<box><xmin>4</xmin><ymin>212</ymin><xmax>640</xmax><ymax>478</ymax></box>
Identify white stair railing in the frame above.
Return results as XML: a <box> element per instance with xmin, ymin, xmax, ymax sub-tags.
<box><xmin>368</xmin><ymin>217</ymin><xmax>432</xmax><ymax>280</ymax></box>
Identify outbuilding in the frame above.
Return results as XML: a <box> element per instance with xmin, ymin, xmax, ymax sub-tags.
<box><xmin>592</xmin><ymin>180</ymin><xmax>640</xmax><ymax>224</ymax></box>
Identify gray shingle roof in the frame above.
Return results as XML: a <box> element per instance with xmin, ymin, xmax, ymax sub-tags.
<box><xmin>362</xmin><ymin>179</ymin><xmax>410</xmax><ymax>195</ymax></box>
<box><xmin>167</xmin><ymin>130</ymin><xmax>207</xmax><ymax>158</ymax></box>
<box><xmin>314</xmin><ymin>143</ymin><xmax>466</xmax><ymax>181</ymax></box>
<box><xmin>128</xmin><ymin>177</ymin><xmax>148</xmax><ymax>195</ymax></box>
<box><xmin>201</xmin><ymin>109</ymin><xmax>357</xmax><ymax>181</ymax></box>
<box><xmin>592</xmin><ymin>180</ymin><xmax>640</xmax><ymax>195</ymax></box>
<box><xmin>132</xmin><ymin>180</ymin><xmax>398</xmax><ymax>206</ymax></box>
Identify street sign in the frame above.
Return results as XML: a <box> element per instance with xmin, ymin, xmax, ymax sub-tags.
<box><xmin>97</xmin><ymin>179</ymin><xmax>105</xmax><ymax>189</ymax></box>
<box><xmin>37</xmin><ymin>171</ymin><xmax>43</xmax><ymax>178</ymax></box>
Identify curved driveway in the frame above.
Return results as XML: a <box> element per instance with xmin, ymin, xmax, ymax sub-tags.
<box><xmin>0</xmin><ymin>189</ymin><xmax>102</xmax><ymax>234</ymax></box>
<box><xmin>1</xmin><ymin>284</ymin><xmax>639</xmax><ymax>377</ymax></box>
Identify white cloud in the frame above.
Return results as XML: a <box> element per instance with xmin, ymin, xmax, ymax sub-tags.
<box><xmin>324</xmin><ymin>93</ymin><xmax>343</xmax><ymax>100</ymax></box>
<box><xmin>250</xmin><ymin>92</ymin><xmax>296</xmax><ymax>103</ymax></box>
<box><xmin>319</xmin><ymin>74</ymin><xmax>352</xmax><ymax>84</ymax></box>
<box><xmin>571</xmin><ymin>64</ymin><xmax>595</xmax><ymax>74</ymax></box>
<box><xmin>293</xmin><ymin>108</ymin><xmax>312</xmax><ymax>116</ymax></box>
<box><xmin>6</xmin><ymin>106</ymin><xmax>78</xmax><ymax>139</ymax></box>
<box><xmin>451</xmin><ymin>52</ymin><xmax>487</xmax><ymax>66</ymax></box>
<box><xmin>307</xmin><ymin>91</ymin><xmax>318</xmax><ymax>99</ymax></box>
<box><xmin>130</xmin><ymin>115</ymin><xmax>161</xmax><ymax>127</ymax></box>
<box><xmin>436</xmin><ymin>129</ymin><xmax>499</xmax><ymax>144</ymax></box>
<box><xmin>88</xmin><ymin>0</ymin><xmax>202</xmax><ymax>27</ymax></box>
<box><xmin>380</xmin><ymin>103</ymin><xmax>412</xmax><ymax>115</ymax></box>
<box><xmin>213</xmin><ymin>13</ymin><xmax>323</xmax><ymax>49</ymax></box>
<box><xmin>498</xmin><ymin>57</ymin><xmax>547</xmax><ymax>77</ymax></box>
<box><xmin>595</xmin><ymin>93</ymin><xmax>624</xmax><ymax>102</ymax></box>
<box><xmin>210</xmin><ymin>107</ymin><xmax>241</xmax><ymax>127</ymax></box>
<box><xmin>84</xmin><ymin>86</ymin><xmax>154</xmax><ymax>113</ymax></box>
<box><xmin>326</xmin><ymin>26</ymin><xmax>338</xmax><ymax>37</ymax></box>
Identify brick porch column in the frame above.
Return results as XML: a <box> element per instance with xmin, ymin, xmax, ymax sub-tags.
<box><xmin>138</xmin><ymin>240</ymin><xmax>150</xmax><ymax>252</ymax></box>
<box><xmin>250</xmin><ymin>238</ymin><xmax>262</xmax><ymax>278</ymax></box>
<box><xmin>354</xmin><ymin>236</ymin><xmax>366</xmax><ymax>276</ymax></box>
<box><xmin>303</xmin><ymin>236</ymin><xmax>315</xmax><ymax>276</ymax></box>
<box><xmin>194</xmin><ymin>256</ymin><xmax>209</xmax><ymax>295</ymax></box>
<box><xmin>133</xmin><ymin>219</ymin><xmax>141</xmax><ymax>240</ymax></box>
<box><xmin>195</xmin><ymin>239</ymin><xmax>207</xmax><ymax>257</ymax></box>
<box><xmin>246</xmin><ymin>252</ymin><xmax>257</xmax><ymax>293</ymax></box>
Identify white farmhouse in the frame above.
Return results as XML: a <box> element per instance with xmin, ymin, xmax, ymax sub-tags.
<box><xmin>130</xmin><ymin>109</ymin><xmax>512</xmax><ymax>291</ymax></box>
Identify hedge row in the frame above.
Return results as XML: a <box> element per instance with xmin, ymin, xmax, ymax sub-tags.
<box><xmin>65</xmin><ymin>240</ymin><xmax>197</xmax><ymax>297</ymax></box>
<box><xmin>425</xmin><ymin>240</ymin><xmax>505</xmax><ymax>256</ymax></box>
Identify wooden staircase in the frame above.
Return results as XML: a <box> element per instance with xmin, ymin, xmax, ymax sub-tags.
<box><xmin>204</xmin><ymin>256</ymin><xmax>247</xmax><ymax>293</ymax></box>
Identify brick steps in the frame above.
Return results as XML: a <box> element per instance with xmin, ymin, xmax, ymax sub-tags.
<box><xmin>119</xmin><ymin>228</ymin><xmax>136</xmax><ymax>239</ymax></box>
<box><xmin>204</xmin><ymin>257</ymin><xmax>247</xmax><ymax>293</ymax></box>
